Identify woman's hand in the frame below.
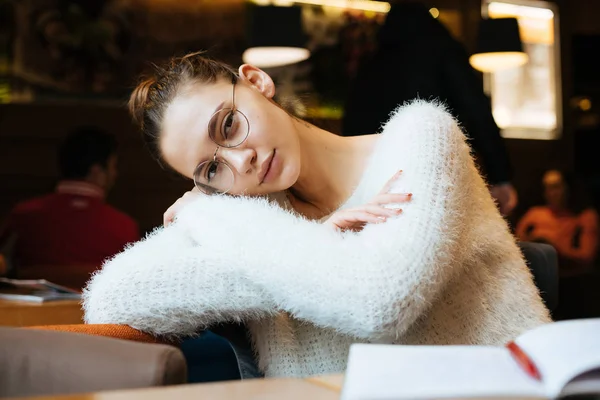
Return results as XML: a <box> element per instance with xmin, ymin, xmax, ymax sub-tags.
<box><xmin>164</xmin><ymin>187</ymin><xmax>204</xmax><ymax>226</ymax></box>
<box><xmin>324</xmin><ymin>170</ymin><xmax>412</xmax><ymax>232</ymax></box>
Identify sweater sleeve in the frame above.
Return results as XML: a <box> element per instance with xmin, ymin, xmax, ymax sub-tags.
<box><xmin>82</xmin><ymin>224</ymin><xmax>278</xmax><ymax>337</ymax></box>
<box><xmin>83</xmin><ymin>102</ymin><xmax>475</xmax><ymax>340</ymax></box>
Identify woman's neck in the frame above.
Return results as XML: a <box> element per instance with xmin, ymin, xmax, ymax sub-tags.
<box><xmin>288</xmin><ymin>117</ymin><xmax>377</xmax><ymax>218</ymax></box>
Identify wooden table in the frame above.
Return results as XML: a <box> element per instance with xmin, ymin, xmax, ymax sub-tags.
<box><xmin>0</xmin><ymin>299</ymin><xmax>83</xmax><ymax>327</ymax></box>
<box><xmin>11</xmin><ymin>376</ymin><xmax>345</xmax><ymax>400</ymax></box>
<box><xmin>6</xmin><ymin>373</ymin><xmax>542</xmax><ymax>400</ymax></box>
<box><xmin>306</xmin><ymin>374</ymin><xmax>345</xmax><ymax>392</ymax></box>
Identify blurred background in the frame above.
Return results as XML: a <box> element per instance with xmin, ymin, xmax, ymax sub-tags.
<box><xmin>0</xmin><ymin>0</ymin><xmax>599</xmax><ymax>318</ymax></box>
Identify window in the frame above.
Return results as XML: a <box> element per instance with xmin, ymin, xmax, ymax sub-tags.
<box><xmin>482</xmin><ymin>0</ymin><xmax>562</xmax><ymax>140</ymax></box>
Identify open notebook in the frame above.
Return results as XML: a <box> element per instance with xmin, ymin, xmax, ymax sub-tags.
<box><xmin>0</xmin><ymin>278</ymin><xmax>81</xmax><ymax>303</ymax></box>
<box><xmin>342</xmin><ymin>319</ymin><xmax>600</xmax><ymax>400</ymax></box>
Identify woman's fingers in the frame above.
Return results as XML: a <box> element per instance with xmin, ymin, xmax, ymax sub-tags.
<box><xmin>163</xmin><ymin>201</ymin><xmax>181</xmax><ymax>226</ymax></box>
<box><xmin>328</xmin><ymin>206</ymin><xmax>402</xmax><ymax>229</ymax></box>
<box><xmin>350</xmin><ymin>210</ymin><xmax>391</xmax><ymax>223</ymax></box>
<box><xmin>380</xmin><ymin>170</ymin><xmax>403</xmax><ymax>194</ymax></box>
<box><xmin>163</xmin><ymin>207</ymin><xmax>176</xmax><ymax>226</ymax></box>
<box><xmin>163</xmin><ymin>189</ymin><xmax>204</xmax><ymax>226</ymax></box>
<box><xmin>370</xmin><ymin>193</ymin><xmax>412</xmax><ymax>205</ymax></box>
<box><xmin>325</xmin><ymin>170</ymin><xmax>409</xmax><ymax>233</ymax></box>
<box><xmin>333</xmin><ymin>210</ymin><xmax>386</xmax><ymax>226</ymax></box>
<box><xmin>360</xmin><ymin>204</ymin><xmax>403</xmax><ymax>217</ymax></box>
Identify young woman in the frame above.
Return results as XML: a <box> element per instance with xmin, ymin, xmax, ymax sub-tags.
<box><xmin>517</xmin><ymin>169</ymin><xmax>599</xmax><ymax>320</ymax></box>
<box><xmin>83</xmin><ymin>53</ymin><xmax>550</xmax><ymax>378</ymax></box>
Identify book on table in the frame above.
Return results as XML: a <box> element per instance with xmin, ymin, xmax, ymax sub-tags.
<box><xmin>0</xmin><ymin>278</ymin><xmax>81</xmax><ymax>303</ymax></box>
<box><xmin>342</xmin><ymin>318</ymin><xmax>600</xmax><ymax>400</ymax></box>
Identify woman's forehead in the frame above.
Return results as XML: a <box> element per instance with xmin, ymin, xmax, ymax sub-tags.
<box><xmin>161</xmin><ymin>79</ymin><xmax>239</xmax><ymax>139</ymax></box>
<box><xmin>160</xmin><ymin>92</ymin><xmax>219</xmax><ymax>176</ymax></box>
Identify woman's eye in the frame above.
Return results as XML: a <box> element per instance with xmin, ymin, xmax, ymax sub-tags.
<box><xmin>222</xmin><ymin>112</ymin><xmax>235</xmax><ymax>139</ymax></box>
<box><xmin>205</xmin><ymin>161</ymin><xmax>219</xmax><ymax>182</ymax></box>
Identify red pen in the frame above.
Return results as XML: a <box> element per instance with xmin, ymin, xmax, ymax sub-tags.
<box><xmin>507</xmin><ymin>341</ymin><xmax>543</xmax><ymax>381</ymax></box>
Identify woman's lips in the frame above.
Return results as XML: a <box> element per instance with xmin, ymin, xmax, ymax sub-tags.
<box><xmin>260</xmin><ymin>150</ymin><xmax>280</xmax><ymax>184</ymax></box>
<box><xmin>259</xmin><ymin>150</ymin><xmax>275</xmax><ymax>184</ymax></box>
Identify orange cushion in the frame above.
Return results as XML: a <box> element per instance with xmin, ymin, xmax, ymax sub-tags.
<box><xmin>26</xmin><ymin>324</ymin><xmax>173</xmax><ymax>345</ymax></box>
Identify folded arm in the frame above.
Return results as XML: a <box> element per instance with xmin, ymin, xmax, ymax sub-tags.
<box><xmin>83</xmin><ymin>226</ymin><xmax>278</xmax><ymax>337</ymax></box>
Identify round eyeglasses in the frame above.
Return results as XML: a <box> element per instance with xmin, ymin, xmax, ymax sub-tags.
<box><xmin>193</xmin><ymin>77</ymin><xmax>250</xmax><ymax>195</ymax></box>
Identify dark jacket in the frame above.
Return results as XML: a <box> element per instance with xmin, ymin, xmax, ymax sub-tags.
<box><xmin>342</xmin><ymin>2</ymin><xmax>512</xmax><ymax>184</ymax></box>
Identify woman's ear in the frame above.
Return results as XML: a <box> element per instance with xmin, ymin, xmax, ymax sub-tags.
<box><xmin>238</xmin><ymin>64</ymin><xmax>275</xmax><ymax>99</ymax></box>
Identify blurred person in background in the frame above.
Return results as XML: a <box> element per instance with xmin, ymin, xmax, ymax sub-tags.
<box><xmin>0</xmin><ymin>127</ymin><xmax>139</xmax><ymax>273</ymax></box>
<box><xmin>516</xmin><ymin>169</ymin><xmax>599</xmax><ymax>319</ymax></box>
<box><xmin>342</xmin><ymin>0</ymin><xmax>517</xmax><ymax>216</ymax></box>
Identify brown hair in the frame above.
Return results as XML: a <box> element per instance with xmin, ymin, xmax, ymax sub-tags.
<box><xmin>128</xmin><ymin>51</ymin><xmax>238</xmax><ymax>163</ymax></box>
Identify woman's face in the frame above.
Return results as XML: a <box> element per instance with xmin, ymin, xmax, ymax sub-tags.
<box><xmin>160</xmin><ymin>68</ymin><xmax>302</xmax><ymax>196</ymax></box>
<box><xmin>543</xmin><ymin>170</ymin><xmax>567</xmax><ymax>208</ymax></box>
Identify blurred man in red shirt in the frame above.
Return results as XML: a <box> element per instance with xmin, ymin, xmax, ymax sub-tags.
<box><xmin>0</xmin><ymin>127</ymin><xmax>139</xmax><ymax>272</ymax></box>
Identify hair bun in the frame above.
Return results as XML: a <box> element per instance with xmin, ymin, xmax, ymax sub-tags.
<box><xmin>129</xmin><ymin>77</ymin><xmax>156</xmax><ymax>128</ymax></box>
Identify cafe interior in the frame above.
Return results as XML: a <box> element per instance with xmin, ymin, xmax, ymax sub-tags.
<box><xmin>0</xmin><ymin>0</ymin><xmax>599</xmax><ymax>398</ymax></box>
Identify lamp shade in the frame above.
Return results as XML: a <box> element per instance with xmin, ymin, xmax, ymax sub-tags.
<box><xmin>243</xmin><ymin>5</ymin><xmax>310</xmax><ymax>68</ymax></box>
<box><xmin>469</xmin><ymin>17</ymin><xmax>529</xmax><ymax>73</ymax></box>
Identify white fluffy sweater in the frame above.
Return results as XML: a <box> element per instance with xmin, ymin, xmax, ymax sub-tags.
<box><xmin>83</xmin><ymin>101</ymin><xmax>551</xmax><ymax>378</ymax></box>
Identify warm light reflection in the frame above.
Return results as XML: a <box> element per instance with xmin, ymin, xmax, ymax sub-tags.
<box><xmin>429</xmin><ymin>7</ymin><xmax>440</xmax><ymax>18</ymax></box>
<box><xmin>469</xmin><ymin>52</ymin><xmax>529</xmax><ymax>73</ymax></box>
<box><xmin>250</xmin><ymin>0</ymin><xmax>391</xmax><ymax>13</ymax></box>
<box><xmin>242</xmin><ymin>47</ymin><xmax>311</xmax><ymax>68</ymax></box>
<box><xmin>273</xmin><ymin>0</ymin><xmax>295</xmax><ymax>5</ymax></box>
<box><xmin>489</xmin><ymin>2</ymin><xmax>553</xmax><ymax>19</ymax></box>
<box><xmin>580</xmin><ymin>98</ymin><xmax>592</xmax><ymax>111</ymax></box>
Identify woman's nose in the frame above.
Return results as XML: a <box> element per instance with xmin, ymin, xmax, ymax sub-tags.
<box><xmin>221</xmin><ymin>147</ymin><xmax>257</xmax><ymax>175</ymax></box>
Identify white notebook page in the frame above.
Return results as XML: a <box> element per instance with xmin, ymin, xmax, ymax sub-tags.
<box><xmin>515</xmin><ymin>318</ymin><xmax>600</xmax><ymax>397</ymax></box>
<box><xmin>341</xmin><ymin>344</ymin><xmax>545</xmax><ymax>400</ymax></box>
